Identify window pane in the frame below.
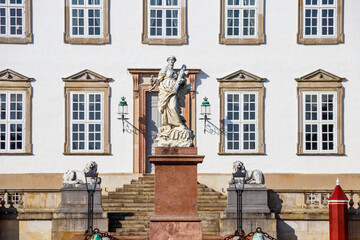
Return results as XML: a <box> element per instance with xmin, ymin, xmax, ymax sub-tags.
<box><xmin>305</xmin><ymin>124</ymin><xmax>318</xmax><ymax>150</ymax></box>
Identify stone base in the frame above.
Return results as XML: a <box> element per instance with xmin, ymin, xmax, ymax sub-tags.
<box><xmin>225</xmin><ymin>184</ymin><xmax>270</xmax><ymax>214</ymax></box>
<box><xmin>220</xmin><ymin>213</ymin><xmax>276</xmax><ymax>237</ymax></box>
<box><xmin>149</xmin><ymin>219</ymin><xmax>202</xmax><ymax>240</ymax></box>
<box><xmin>58</xmin><ymin>185</ymin><xmax>103</xmax><ymax>214</ymax></box>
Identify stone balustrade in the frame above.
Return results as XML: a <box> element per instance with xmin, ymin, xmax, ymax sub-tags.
<box><xmin>268</xmin><ymin>189</ymin><xmax>360</xmax><ymax>215</ymax></box>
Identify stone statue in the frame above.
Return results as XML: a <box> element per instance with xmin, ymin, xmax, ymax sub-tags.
<box><xmin>150</xmin><ymin>56</ymin><xmax>194</xmax><ymax>147</ymax></box>
<box><xmin>229</xmin><ymin>161</ymin><xmax>264</xmax><ymax>185</ymax></box>
<box><xmin>62</xmin><ymin>161</ymin><xmax>100</xmax><ymax>186</ymax></box>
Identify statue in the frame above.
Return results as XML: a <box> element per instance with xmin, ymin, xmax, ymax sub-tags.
<box><xmin>150</xmin><ymin>56</ymin><xmax>194</xmax><ymax>147</ymax></box>
<box><xmin>62</xmin><ymin>161</ymin><xmax>101</xmax><ymax>186</ymax></box>
<box><xmin>229</xmin><ymin>161</ymin><xmax>264</xmax><ymax>185</ymax></box>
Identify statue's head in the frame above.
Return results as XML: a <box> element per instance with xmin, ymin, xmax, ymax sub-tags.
<box><xmin>84</xmin><ymin>161</ymin><xmax>98</xmax><ymax>174</ymax></box>
<box><xmin>167</xmin><ymin>56</ymin><xmax>177</xmax><ymax>66</ymax></box>
<box><xmin>233</xmin><ymin>161</ymin><xmax>245</xmax><ymax>173</ymax></box>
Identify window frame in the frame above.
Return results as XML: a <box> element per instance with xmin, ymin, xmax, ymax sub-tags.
<box><xmin>0</xmin><ymin>0</ymin><xmax>32</xmax><ymax>44</ymax></box>
<box><xmin>296</xmin><ymin>69</ymin><xmax>344</xmax><ymax>155</ymax></box>
<box><xmin>297</xmin><ymin>0</ymin><xmax>343</xmax><ymax>45</ymax></box>
<box><xmin>217</xmin><ymin>70</ymin><xmax>265</xmax><ymax>155</ymax></box>
<box><xmin>63</xmin><ymin>69</ymin><xmax>111</xmax><ymax>155</ymax></box>
<box><xmin>69</xmin><ymin>91</ymin><xmax>104</xmax><ymax>153</ymax></box>
<box><xmin>0</xmin><ymin>91</ymin><xmax>26</xmax><ymax>153</ymax></box>
<box><xmin>224</xmin><ymin>91</ymin><xmax>259</xmax><ymax>153</ymax></box>
<box><xmin>142</xmin><ymin>0</ymin><xmax>188</xmax><ymax>45</ymax></box>
<box><xmin>0</xmin><ymin>69</ymin><xmax>33</xmax><ymax>155</ymax></box>
<box><xmin>219</xmin><ymin>0</ymin><xmax>265</xmax><ymax>45</ymax></box>
<box><xmin>64</xmin><ymin>0</ymin><xmax>110</xmax><ymax>44</ymax></box>
<box><xmin>302</xmin><ymin>91</ymin><xmax>337</xmax><ymax>154</ymax></box>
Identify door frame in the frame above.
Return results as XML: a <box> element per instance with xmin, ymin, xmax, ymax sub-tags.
<box><xmin>128</xmin><ymin>68</ymin><xmax>201</xmax><ymax>174</ymax></box>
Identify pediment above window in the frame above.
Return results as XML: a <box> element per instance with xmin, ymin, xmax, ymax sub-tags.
<box><xmin>62</xmin><ymin>69</ymin><xmax>112</xmax><ymax>83</ymax></box>
<box><xmin>217</xmin><ymin>70</ymin><xmax>266</xmax><ymax>83</ymax></box>
<box><xmin>0</xmin><ymin>69</ymin><xmax>33</xmax><ymax>82</ymax></box>
<box><xmin>296</xmin><ymin>69</ymin><xmax>345</xmax><ymax>82</ymax></box>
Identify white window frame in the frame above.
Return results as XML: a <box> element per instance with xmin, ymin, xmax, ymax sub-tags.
<box><xmin>303</xmin><ymin>0</ymin><xmax>337</xmax><ymax>38</ymax></box>
<box><xmin>70</xmin><ymin>91</ymin><xmax>104</xmax><ymax>153</ymax></box>
<box><xmin>224</xmin><ymin>91</ymin><xmax>258</xmax><ymax>153</ymax></box>
<box><xmin>302</xmin><ymin>91</ymin><xmax>337</xmax><ymax>154</ymax></box>
<box><xmin>0</xmin><ymin>0</ymin><xmax>26</xmax><ymax>38</ymax></box>
<box><xmin>147</xmin><ymin>0</ymin><xmax>181</xmax><ymax>39</ymax></box>
<box><xmin>69</xmin><ymin>0</ymin><xmax>104</xmax><ymax>38</ymax></box>
<box><xmin>0</xmin><ymin>91</ymin><xmax>26</xmax><ymax>153</ymax></box>
<box><xmin>225</xmin><ymin>0</ymin><xmax>258</xmax><ymax>39</ymax></box>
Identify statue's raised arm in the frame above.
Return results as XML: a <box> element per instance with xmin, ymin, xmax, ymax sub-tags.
<box><xmin>155</xmin><ymin>56</ymin><xmax>194</xmax><ymax>147</ymax></box>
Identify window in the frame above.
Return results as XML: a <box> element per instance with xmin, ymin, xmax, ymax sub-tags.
<box><xmin>0</xmin><ymin>69</ymin><xmax>33</xmax><ymax>155</ymax></box>
<box><xmin>219</xmin><ymin>0</ymin><xmax>264</xmax><ymax>44</ymax></box>
<box><xmin>296</xmin><ymin>69</ymin><xmax>344</xmax><ymax>155</ymax></box>
<box><xmin>70</xmin><ymin>92</ymin><xmax>104</xmax><ymax>152</ymax></box>
<box><xmin>217</xmin><ymin>70</ymin><xmax>265</xmax><ymax>155</ymax></box>
<box><xmin>0</xmin><ymin>0</ymin><xmax>32</xmax><ymax>43</ymax></box>
<box><xmin>225</xmin><ymin>92</ymin><xmax>258</xmax><ymax>152</ymax></box>
<box><xmin>142</xmin><ymin>0</ymin><xmax>187</xmax><ymax>45</ymax></box>
<box><xmin>297</xmin><ymin>0</ymin><xmax>343</xmax><ymax>44</ymax></box>
<box><xmin>0</xmin><ymin>92</ymin><xmax>25</xmax><ymax>152</ymax></box>
<box><xmin>63</xmin><ymin>69</ymin><xmax>111</xmax><ymax>155</ymax></box>
<box><xmin>64</xmin><ymin>0</ymin><xmax>110</xmax><ymax>44</ymax></box>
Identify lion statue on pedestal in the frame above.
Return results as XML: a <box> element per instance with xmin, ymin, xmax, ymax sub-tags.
<box><xmin>62</xmin><ymin>161</ymin><xmax>100</xmax><ymax>186</ymax></box>
<box><xmin>231</xmin><ymin>161</ymin><xmax>264</xmax><ymax>184</ymax></box>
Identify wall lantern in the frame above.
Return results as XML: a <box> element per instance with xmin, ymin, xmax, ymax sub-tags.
<box><xmin>85</xmin><ymin>171</ymin><xmax>99</xmax><ymax>233</ymax></box>
<box><xmin>200</xmin><ymin>97</ymin><xmax>211</xmax><ymax>133</ymax></box>
<box><xmin>118</xmin><ymin>97</ymin><xmax>129</xmax><ymax>133</ymax></box>
<box><xmin>232</xmin><ymin>167</ymin><xmax>246</xmax><ymax>235</ymax></box>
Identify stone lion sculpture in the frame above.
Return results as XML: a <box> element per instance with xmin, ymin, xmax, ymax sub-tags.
<box><xmin>62</xmin><ymin>161</ymin><xmax>99</xmax><ymax>186</ymax></box>
<box><xmin>231</xmin><ymin>161</ymin><xmax>264</xmax><ymax>184</ymax></box>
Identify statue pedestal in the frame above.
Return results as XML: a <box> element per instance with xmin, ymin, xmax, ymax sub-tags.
<box><xmin>52</xmin><ymin>185</ymin><xmax>107</xmax><ymax>240</ymax></box>
<box><xmin>221</xmin><ymin>185</ymin><xmax>276</xmax><ymax>237</ymax></box>
<box><xmin>148</xmin><ymin>147</ymin><xmax>204</xmax><ymax>240</ymax></box>
<box><xmin>225</xmin><ymin>184</ymin><xmax>270</xmax><ymax>214</ymax></box>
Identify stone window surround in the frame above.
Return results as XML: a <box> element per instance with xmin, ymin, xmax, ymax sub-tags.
<box><xmin>128</xmin><ymin>68</ymin><xmax>200</xmax><ymax>173</ymax></box>
<box><xmin>296</xmin><ymin>69</ymin><xmax>344</xmax><ymax>155</ymax></box>
<box><xmin>0</xmin><ymin>0</ymin><xmax>32</xmax><ymax>44</ymax></box>
<box><xmin>219</xmin><ymin>0</ymin><xmax>265</xmax><ymax>45</ymax></box>
<box><xmin>217</xmin><ymin>70</ymin><xmax>265</xmax><ymax>155</ymax></box>
<box><xmin>142</xmin><ymin>0</ymin><xmax>188</xmax><ymax>45</ymax></box>
<box><xmin>62</xmin><ymin>69</ymin><xmax>111</xmax><ymax>155</ymax></box>
<box><xmin>297</xmin><ymin>0</ymin><xmax>344</xmax><ymax>45</ymax></box>
<box><xmin>0</xmin><ymin>69</ymin><xmax>33</xmax><ymax>155</ymax></box>
<box><xmin>64</xmin><ymin>0</ymin><xmax>110</xmax><ymax>44</ymax></box>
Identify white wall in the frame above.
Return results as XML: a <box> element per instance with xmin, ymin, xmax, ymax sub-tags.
<box><xmin>0</xmin><ymin>0</ymin><xmax>359</xmax><ymax>174</ymax></box>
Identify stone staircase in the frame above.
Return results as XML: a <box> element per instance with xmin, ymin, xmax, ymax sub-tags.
<box><xmin>102</xmin><ymin>174</ymin><xmax>227</xmax><ymax>236</ymax></box>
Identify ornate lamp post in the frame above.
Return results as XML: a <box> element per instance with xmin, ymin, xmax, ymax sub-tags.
<box><xmin>232</xmin><ymin>167</ymin><xmax>246</xmax><ymax>235</ymax></box>
<box><xmin>200</xmin><ymin>97</ymin><xmax>211</xmax><ymax>133</ymax></box>
<box><xmin>85</xmin><ymin>171</ymin><xmax>99</xmax><ymax>233</ymax></box>
<box><xmin>118</xmin><ymin>96</ymin><xmax>129</xmax><ymax>133</ymax></box>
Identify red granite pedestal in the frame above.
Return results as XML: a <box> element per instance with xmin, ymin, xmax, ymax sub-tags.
<box><xmin>148</xmin><ymin>147</ymin><xmax>204</xmax><ymax>240</ymax></box>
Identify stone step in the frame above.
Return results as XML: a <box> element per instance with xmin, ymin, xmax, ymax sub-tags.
<box><xmin>117</xmin><ymin>188</ymin><xmax>155</xmax><ymax>192</ymax></box>
<box><xmin>198</xmin><ymin>206</ymin><xmax>227</xmax><ymax>211</ymax></box>
<box><xmin>104</xmin><ymin>203</ymin><xmax>155</xmax><ymax>208</ymax></box>
<box><xmin>104</xmin><ymin>207</ymin><xmax>154</xmax><ymax>212</ymax></box>
<box><xmin>103</xmin><ymin>198</ymin><xmax>154</xmax><ymax>204</ymax></box>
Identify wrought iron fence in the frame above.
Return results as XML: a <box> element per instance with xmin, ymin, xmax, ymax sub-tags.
<box><xmin>224</xmin><ymin>227</ymin><xmax>276</xmax><ymax>240</ymax></box>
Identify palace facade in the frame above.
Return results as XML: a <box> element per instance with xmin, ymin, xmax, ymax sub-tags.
<box><xmin>0</xmin><ymin>0</ymin><xmax>359</xmax><ymax>239</ymax></box>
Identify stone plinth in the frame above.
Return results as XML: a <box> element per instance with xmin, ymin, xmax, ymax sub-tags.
<box><xmin>148</xmin><ymin>147</ymin><xmax>204</xmax><ymax>240</ymax></box>
<box><xmin>52</xmin><ymin>185</ymin><xmax>107</xmax><ymax>240</ymax></box>
<box><xmin>58</xmin><ymin>185</ymin><xmax>103</xmax><ymax>214</ymax></box>
<box><xmin>221</xmin><ymin>184</ymin><xmax>276</xmax><ymax>237</ymax></box>
<box><xmin>225</xmin><ymin>184</ymin><xmax>270</xmax><ymax>214</ymax></box>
